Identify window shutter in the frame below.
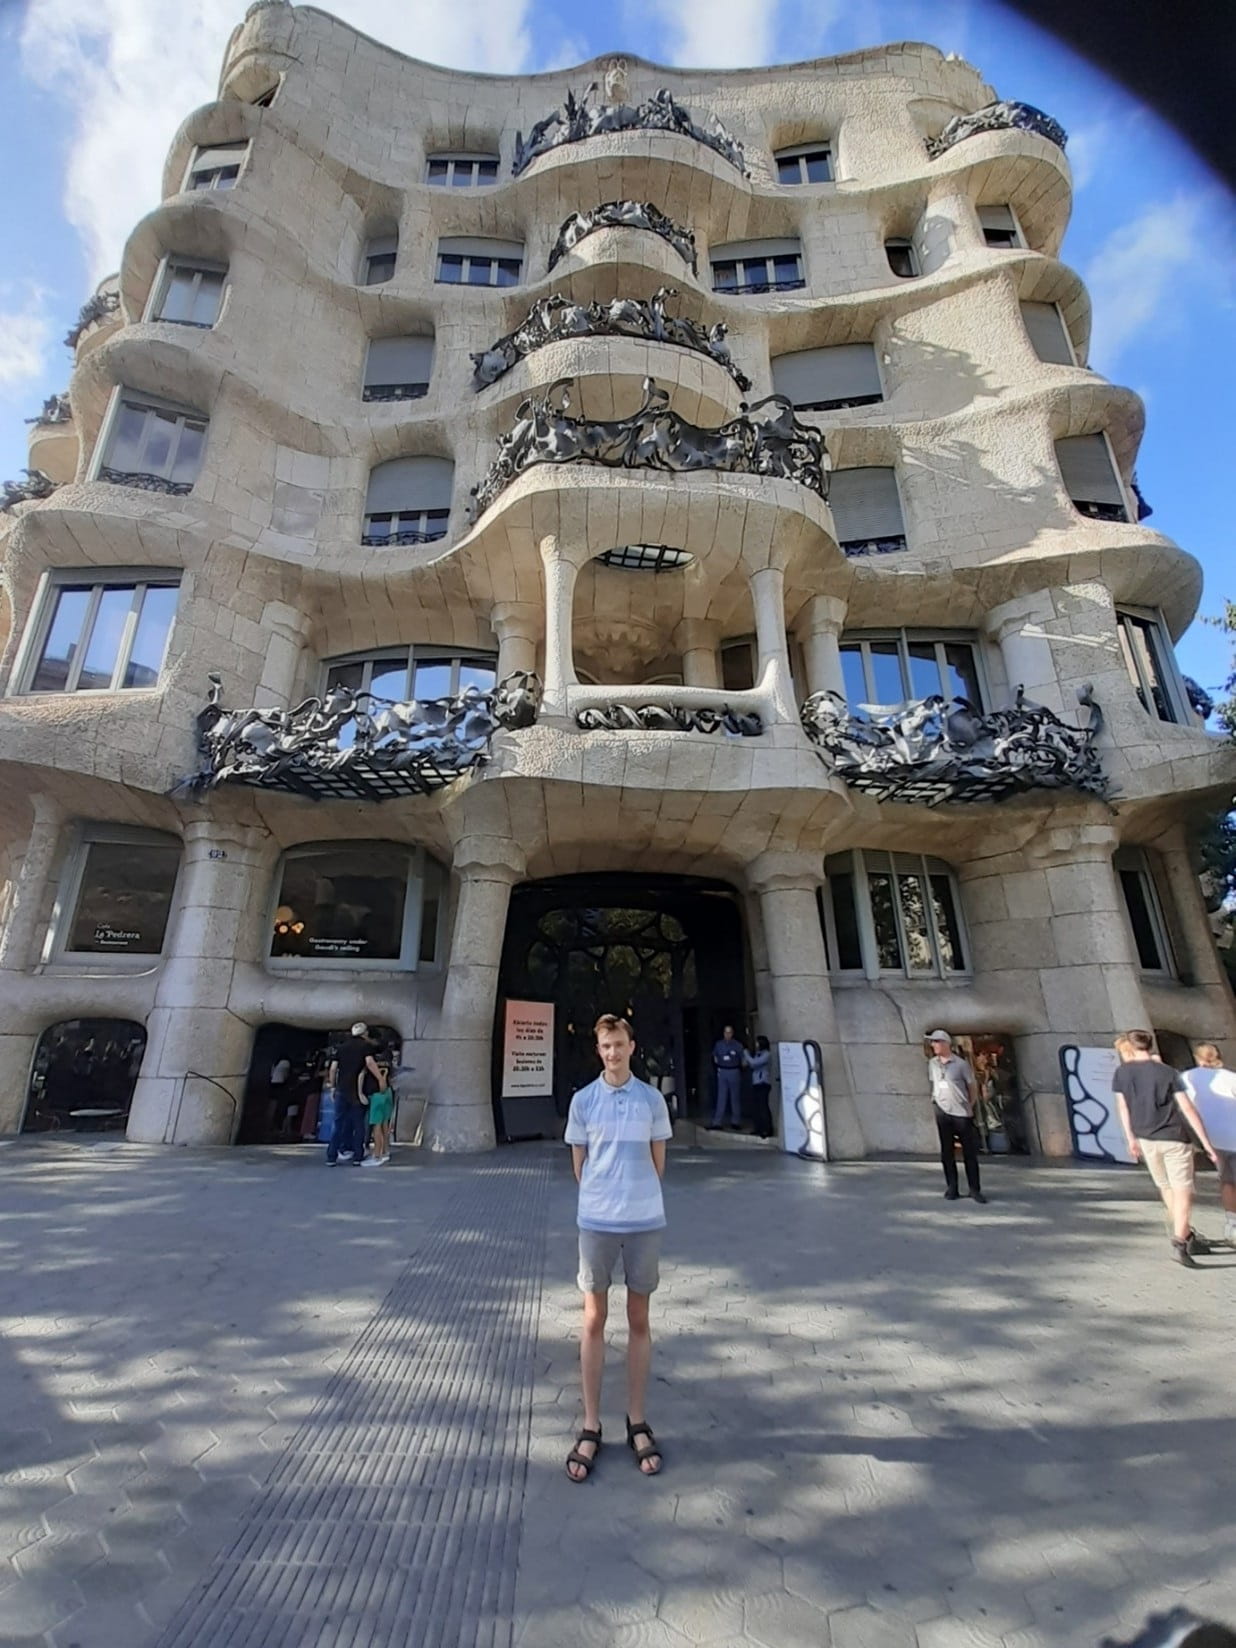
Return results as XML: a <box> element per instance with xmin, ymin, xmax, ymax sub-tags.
<box><xmin>365</xmin><ymin>337</ymin><xmax>433</xmax><ymax>386</ymax></box>
<box><xmin>365</xmin><ymin>235</ymin><xmax>399</xmax><ymax>259</ymax></box>
<box><xmin>1055</xmin><ymin>434</ymin><xmax>1124</xmax><ymax>506</ymax></box>
<box><xmin>365</xmin><ymin>457</ymin><xmax>454</xmax><ymax>514</ymax></box>
<box><xmin>193</xmin><ymin>144</ymin><xmax>247</xmax><ymax>170</ymax></box>
<box><xmin>978</xmin><ymin>204</ymin><xmax>1017</xmax><ymax>236</ymax></box>
<box><xmin>437</xmin><ymin>236</ymin><xmax>524</xmax><ymax>260</ymax></box>
<box><xmin>829</xmin><ymin>467</ymin><xmax>904</xmax><ymax>540</ymax></box>
<box><xmin>711</xmin><ymin>237</ymin><xmax>802</xmax><ymax>262</ymax></box>
<box><xmin>1020</xmin><ymin>301</ymin><xmax>1072</xmax><ymax>365</ymax></box>
<box><xmin>772</xmin><ymin>344</ymin><xmax>880</xmax><ymax>406</ymax></box>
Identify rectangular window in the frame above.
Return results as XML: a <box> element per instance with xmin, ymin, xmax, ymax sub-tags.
<box><xmin>154</xmin><ymin>263</ymin><xmax>226</xmax><ymax>327</ymax></box>
<box><xmin>828</xmin><ymin>871</ymin><xmax>863</xmax><ymax>970</ymax></box>
<box><xmin>828</xmin><ymin>467</ymin><xmax>907</xmax><ymax>556</ymax></box>
<box><xmin>363</xmin><ymin>335</ymin><xmax>433</xmax><ymax>401</ymax></box>
<box><xmin>426</xmin><ymin>154</ymin><xmax>500</xmax><ymax>187</ymax></box>
<box><xmin>1020</xmin><ymin>300</ymin><xmax>1074</xmax><ymax>365</ymax></box>
<box><xmin>837</xmin><ymin>632</ymin><xmax>984</xmax><ymax>711</ymax></box>
<box><xmin>436</xmin><ymin>239</ymin><xmax>524</xmax><ymax>287</ymax></box>
<box><xmin>1055</xmin><ymin>433</ymin><xmax>1129</xmax><ymax>523</ymax></box>
<box><xmin>188</xmin><ymin>142</ymin><xmax>247</xmax><ymax>191</ymax></box>
<box><xmin>363</xmin><ymin>236</ymin><xmax>398</xmax><ymax>285</ymax></box>
<box><xmin>1115</xmin><ymin>847</ymin><xmax>1174</xmax><ymax>974</ymax></box>
<box><xmin>65</xmin><ymin>837</ymin><xmax>181</xmax><ymax>955</ymax></box>
<box><xmin>100</xmin><ymin>396</ymin><xmax>207</xmax><ymax>494</ymax></box>
<box><xmin>772</xmin><ymin>343</ymin><xmax>882</xmax><ymax>412</ymax></box>
<box><xmin>776</xmin><ymin>146</ymin><xmax>832</xmax><ymax>185</ymax></box>
<box><xmin>23</xmin><ymin>577</ymin><xmax>179</xmax><ymax>694</ymax></box>
<box><xmin>825</xmin><ymin>849</ymin><xmax>969</xmax><ymax>978</ymax></box>
<box><xmin>273</xmin><ymin>845</ymin><xmax>408</xmax><ymax>962</ymax></box>
<box><xmin>978</xmin><ymin>203</ymin><xmax>1021</xmax><ymax>248</ymax></box>
<box><xmin>710</xmin><ymin>251</ymin><xmax>804</xmax><ymax>294</ymax></box>
<box><xmin>1116</xmin><ymin>609</ymin><xmax>1182</xmax><ymax>724</ymax></box>
<box><xmin>361</xmin><ymin>508</ymin><xmax>450</xmax><ymax>547</ymax></box>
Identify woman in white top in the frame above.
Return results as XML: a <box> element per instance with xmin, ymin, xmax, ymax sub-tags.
<box><xmin>1182</xmin><ymin>1042</ymin><xmax>1236</xmax><ymax>1243</ymax></box>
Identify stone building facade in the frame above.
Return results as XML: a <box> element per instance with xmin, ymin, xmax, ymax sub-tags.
<box><xmin>1</xmin><ymin>1</ymin><xmax>1233</xmax><ymax>1154</ymax></box>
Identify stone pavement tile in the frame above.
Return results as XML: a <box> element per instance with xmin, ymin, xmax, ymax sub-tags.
<box><xmin>657</xmin><ymin>1583</ymin><xmax>747</xmax><ymax>1642</ymax></box>
<box><xmin>49</xmin><ymin>1596</ymin><xmax>153</xmax><ymax>1648</ymax></box>
<box><xmin>831</xmin><ymin>1602</ymin><xmax>918</xmax><ymax>1648</ymax></box>
<box><xmin>915</xmin><ymin>1617</ymin><xmax>1005</xmax><ymax>1648</ymax></box>
<box><xmin>744</xmin><ymin>1589</ymin><xmax>832</xmax><ymax>1647</ymax></box>
<box><xmin>579</xmin><ymin>1558</ymin><xmax>663</xmax><ymax>1627</ymax></box>
<box><xmin>0</xmin><ymin>1573</ymin><xmax>86</xmax><ymax>1636</ymax></box>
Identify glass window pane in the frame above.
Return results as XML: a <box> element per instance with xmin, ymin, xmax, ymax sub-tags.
<box><xmin>215</xmin><ymin>167</ymin><xmax>238</xmax><ymax>189</ymax></box>
<box><xmin>30</xmin><ymin>587</ymin><xmax>92</xmax><ymax>692</ymax></box>
<box><xmin>907</xmin><ymin>640</ymin><xmax>941</xmax><ymax>700</ymax></box>
<box><xmin>109</xmin><ymin>403</ymin><xmax>148</xmax><ymax>470</ymax></box>
<box><xmin>413</xmin><ymin>661</ymin><xmax>453</xmax><ymax>700</ymax></box>
<box><xmin>142</xmin><ymin>410</ymin><xmax>176</xmax><ymax>476</ymax></box>
<box><xmin>721</xmin><ymin>642</ymin><xmax>755</xmax><ymax>693</ymax></box>
<box><xmin>897</xmin><ymin>873</ymin><xmax>935</xmax><ymax>971</ymax></box>
<box><xmin>368</xmin><ymin>662</ymin><xmax>408</xmax><ymax>703</ymax></box>
<box><xmin>449</xmin><ymin>166</ymin><xmax>471</xmax><ymax>187</ymax></box>
<box><xmin>77</xmin><ymin>586</ymin><xmax>134</xmax><ymax>690</ymax></box>
<box><xmin>123</xmin><ymin>585</ymin><xmax>178</xmax><ymax>688</ymax></box>
<box><xmin>868</xmin><ymin>873</ymin><xmax>903</xmax><ymax>970</ymax></box>
<box><xmin>773</xmin><ymin>254</ymin><xmax>801</xmax><ymax>283</ymax></box>
<box><xmin>437</xmin><ymin>255</ymin><xmax>463</xmax><ymax>282</ymax></box>
<box><xmin>805</xmin><ymin>153</ymin><xmax>831</xmax><ymax>182</ymax></box>
<box><xmin>712</xmin><ymin>262</ymin><xmax>737</xmax><ymax>291</ymax></box>
<box><xmin>67</xmin><ymin>840</ymin><xmax>181</xmax><ymax>953</ymax></box>
<box><xmin>929</xmin><ymin>873</ymin><xmax>964</xmax><ymax>971</ymax></box>
<box><xmin>427</xmin><ymin>158</ymin><xmax>449</xmax><ymax>181</ymax></box>
<box><xmin>466</xmin><ymin>259</ymin><xmax>491</xmax><ymax>285</ymax></box>
<box><xmin>190</xmin><ymin>271</ymin><xmax>223</xmax><ymax>325</ymax></box>
<box><xmin>868</xmin><ymin>640</ymin><xmax>905</xmax><ymax>704</ymax></box>
<box><xmin>419</xmin><ymin>863</ymin><xmax>442</xmax><ymax>963</ymax></box>
<box><xmin>1128</xmin><ymin>617</ymin><xmax>1177</xmax><ymax>723</ymax></box>
<box><xmin>170</xmin><ymin>420</ymin><xmax>205</xmax><ymax>485</ymax></box>
<box><xmin>840</xmin><ymin>645</ymin><xmax>867</xmax><ymax>711</ymax></box>
<box><xmin>458</xmin><ymin>663</ymin><xmax>496</xmax><ymax>693</ymax></box>
<box><xmin>1120</xmin><ymin>869</ymin><xmax>1163</xmax><ymax>970</ymax></box>
<box><xmin>159</xmin><ymin>269</ymin><xmax>196</xmax><ymax>323</ymax></box>
<box><xmin>326</xmin><ymin>660</ymin><xmax>366</xmax><ymax>694</ymax></box>
<box><xmin>829</xmin><ymin>872</ymin><xmax>863</xmax><ymax>969</ymax></box>
<box><xmin>478</xmin><ymin>160</ymin><xmax>498</xmax><ymax>181</ymax></box>
<box><xmin>496</xmin><ymin>259</ymin><xmax>521</xmax><ymax>286</ymax></box>
<box><xmin>272</xmin><ymin>845</ymin><xmax>409</xmax><ymax>961</ymax></box>
<box><xmin>777</xmin><ymin>157</ymin><xmax>800</xmax><ymax>184</ymax></box>
<box><xmin>944</xmin><ymin>642</ymin><xmax>981</xmax><ymax>707</ymax></box>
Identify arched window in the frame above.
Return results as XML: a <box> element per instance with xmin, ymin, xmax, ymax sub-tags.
<box><xmin>362</xmin><ymin>457</ymin><xmax>453</xmax><ymax>545</ymax></box>
<box><xmin>270</xmin><ymin>843</ymin><xmax>446</xmax><ymax>970</ymax></box>
<box><xmin>885</xmin><ymin>237</ymin><xmax>919</xmax><ymax>278</ymax></box>
<box><xmin>822</xmin><ymin>850</ymin><xmax>969</xmax><ymax>978</ymax></box>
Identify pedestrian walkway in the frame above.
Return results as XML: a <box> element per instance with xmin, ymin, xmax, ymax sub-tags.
<box><xmin>0</xmin><ymin>1138</ymin><xmax>1233</xmax><ymax>1648</ymax></box>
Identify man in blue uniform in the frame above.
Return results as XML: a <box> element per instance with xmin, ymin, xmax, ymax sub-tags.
<box><xmin>709</xmin><ymin>1023</ymin><xmax>744</xmax><ymax>1130</ymax></box>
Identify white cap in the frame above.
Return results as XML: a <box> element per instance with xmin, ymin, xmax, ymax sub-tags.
<box><xmin>351</xmin><ymin>1021</ymin><xmax>368</xmax><ymax>1037</ymax></box>
<box><xmin>927</xmin><ymin>1029</ymin><xmax>952</xmax><ymax>1044</ymax></box>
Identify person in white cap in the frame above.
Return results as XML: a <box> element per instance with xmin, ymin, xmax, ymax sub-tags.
<box><xmin>926</xmin><ymin>1031</ymin><xmax>986</xmax><ymax>1203</ymax></box>
<box><xmin>325</xmin><ymin>1022</ymin><xmax>383</xmax><ymax>1166</ymax></box>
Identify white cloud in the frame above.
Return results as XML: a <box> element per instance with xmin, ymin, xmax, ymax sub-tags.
<box><xmin>0</xmin><ymin>287</ymin><xmax>52</xmax><ymax>389</ymax></box>
<box><xmin>18</xmin><ymin>0</ymin><xmax>538</xmax><ymax>282</ymax></box>
<box><xmin>631</xmin><ymin>0</ymin><xmax>780</xmax><ymax>68</ymax></box>
<box><xmin>1084</xmin><ymin>190</ymin><xmax>1234</xmax><ymax>370</ymax></box>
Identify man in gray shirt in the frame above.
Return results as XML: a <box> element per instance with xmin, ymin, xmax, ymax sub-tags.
<box><xmin>927</xmin><ymin>1030</ymin><xmax>986</xmax><ymax>1203</ymax></box>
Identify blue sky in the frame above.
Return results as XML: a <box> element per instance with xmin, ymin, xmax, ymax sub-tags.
<box><xmin>1</xmin><ymin>0</ymin><xmax>1232</xmax><ymax>700</ymax></box>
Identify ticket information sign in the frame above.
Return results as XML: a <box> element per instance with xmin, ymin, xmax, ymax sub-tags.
<box><xmin>501</xmin><ymin>1000</ymin><xmax>555</xmax><ymax>1098</ymax></box>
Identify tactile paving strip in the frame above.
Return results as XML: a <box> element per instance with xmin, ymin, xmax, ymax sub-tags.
<box><xmin>154</xmin><ymin>1156</ymin><xmax>551</xmax><ymax>1648</ymax></box>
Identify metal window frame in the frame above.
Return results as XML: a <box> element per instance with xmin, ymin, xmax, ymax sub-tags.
<box><xmin>823</xmin><ymin>848</ymin><xmax>971</xmax><ymax>980</ymax></box>
<box><xmin>837</xmin><ymin>628</ymin><xmax>989</xmax><ymax>710</ymax></box>
<box><xmin>435</xmin><ymin>251</ymin><xmax>523</xmax><ymax>287</ymax></box>
<box><xmin>1057</xmin><ymin>429</ymin><xmax>1134</xmax><ymax>523</ymax></box>
<box><xmin>885</xmin><ymin>237</ymin><xmax>920</xmax><ymax>278</ymax></box>
<box><xmin>710</xmin><ymin>251</ymin><xmax>805</xmax><ymax>295</ymax></box>
<box><xmin>425</xmin><ymin>152</ymin><xmax>501</xmax><ymax>187</ymax></box>
<box><xmin>322</xmin><ymin>645</ymin><xmax>498</xmax><ymax>702</ymax></box>
<box><xmin>95</xmin><ymin>392</ymin><xmax>208</xmax><ymax>486</ymax></box>
<box><xmin>14</xmin><ymin>569</ymin><xmax>181</xmax><ymax>697</ymax></box>
<box><xmin>360</xmin><ymin>507</ymin><xmax>451</xmax><ymax>546</ymax></box>
<box><xmin>1115</xmin><ymin>605</ymin><xmax>1187</xmax><ymax>725</ymax></box>
<box><xmin>265</xmin><ymin>841</ymin><xmax>433</xmax><ymax>973</ymax></box>
<box><xmin>977</xmin><ymin>201</ymin><xmax>1026</xmax><ymax>249</ymax></box>
<box><xmin>1114</xmin><ymin>845</ymin><xmax>1177</xmax><ymax>977</ymax></box>
<box><xmin>184</xmin><ymin>141</ymin><xmax>249</xmax><ymax>192</ymax></box>
<box><xmin>44</xmin><ymin>822</ymin><xmax>185</xmax><ymax>967</ymax></box>
<box><xmin>774</xmin><ymin>143</ymin><xmax>834</xmax><ymax>185</ymax></box>
<box><xmin>597</xmin><ymin>544</ymin><xmax>694</xmax><ymax>571</ymax></box>
<box><xmin>149</xmin><ymin>258</ymin><xmax>227</xmax><ymax>327</ymax></box>
<box><xmin>1020</xmin><ymin>299</ymin><xmax>1078</xmax><ymax>367</ymax></box>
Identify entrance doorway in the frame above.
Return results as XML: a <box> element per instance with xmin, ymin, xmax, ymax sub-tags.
<box><xmin>495</xmin><ymin>874</ymin><xmax>749</xmax><ymax>1137</ymax></box>
<box><xmin>237</xmin><ymin>1023</ymin><xmax>400</xmax><ymax>1145</ymax></box>
<box><xmin>23</xmin><ymin>1019</ymin><xmax>147</xmax><ymax>1133</ymax></box>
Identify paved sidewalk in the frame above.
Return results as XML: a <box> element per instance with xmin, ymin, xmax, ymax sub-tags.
<box><xmin>0</xmin><ymin>1137</ymin><xmax>1233</xmax><ymax>1648</ymax></box>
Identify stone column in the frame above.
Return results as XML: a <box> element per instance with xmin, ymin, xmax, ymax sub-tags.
<box><xmin>424</xmin><ymin>836</ymin><xmax>526</xmax><ymax>1153</ymax></box>
<box><xmin>0</xmin><ymin>795</ymin><xmax>67</xmax><ymax>1131</ymax></box>
<box><xmin>127</xmin><ymin>820</ymin><xmax>275</xmax><ymax>1146</ymax></box>
<box><xmin>983</xmin><ymin>593</ymin><xmax>1062</xmax><ymax>712</ymax></box>
<box><xmin>673</xmin><ymin>618</ymin><xmax>721</xmax><ymax>689</ymax></box>
<box><xmin>796</xmin><ymin>596</ymin><xmax>848</xmax><ymax>699</ymax></box>
<box><xmin>490</xmin><ymin>602</ymin><xmax>540</xmax><ymax>680</ymax></box>
<box><xmin>745</xmin><ymin>851</ymin><xmax>865</xmax><ymax>1157</ymax></box>
<box><xmin>539</xmin><ymin>535</ymin><xmax>578</xmax><ymax>714</ymax></box>
<box><xmin>748</xmin><ymin>567</ymin><xmax>796</xmax><ymax>721</ymax></box>
<box><xmin>257</xmin><ymin>601</ymin><xmax>313</xmax><ymax>702</ymax></box>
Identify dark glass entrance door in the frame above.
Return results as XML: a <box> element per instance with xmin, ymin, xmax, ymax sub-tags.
<box><xmin>495</xmin><ymin>874</ymin><xmax>749</xmax><ymax>1136</ymax></box>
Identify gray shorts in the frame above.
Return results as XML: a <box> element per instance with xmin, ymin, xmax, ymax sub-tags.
<box><xmin>578</xmin><ymin>1229</ymin><xmax>662</xmax><ymax>1295</ymax></box>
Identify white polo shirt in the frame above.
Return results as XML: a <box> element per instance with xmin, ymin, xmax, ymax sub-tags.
<box><xmin>564</xmin><ymin>1074</ymin><xmax>673</xmax><ymax>1233</ymax></box>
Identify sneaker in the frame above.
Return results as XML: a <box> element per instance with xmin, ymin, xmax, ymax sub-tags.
<box><xmin>970</xmin><ymin>1191</ymin><xmax>989</xmax><ymax>1204</ymax></box>
<box><xmin>943</xmin><ymin>1188</ymin><xmax>960</xmax><ymax>1201</ymax></box>
<box><xmin>1171</xmin><ymin>1238</ymin><xmax>1199</xmax><ymax>1269</ymax></box>
<box><xmin>362</xmin><ymin>1155</ymin><xmax>382</xmax><ymax>1167</ymax></box>
<box><xmin>326</xmin><ymin>1156</ymin><xmax>338</xmax><ymax>1166</ymax></box>
<box><xmin>338</xmin><ymin>1151</ymin><xmax>354</xmax><ymax>1162</ymax></box>
<box><xmin>1186</xmin><ymin>1229</ymin><xmax>1213</xmax><ymax>1257</ymax></box>
<box><xmin>1224</xmin><ymin>1216</ymin><xmax>1236</xmax><ymax>1245</ymax></box>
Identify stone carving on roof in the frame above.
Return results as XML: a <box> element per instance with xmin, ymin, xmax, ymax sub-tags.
<box><xmin>576</xmin><ymin>702</ymin><xmax>763</xmax><ymax>736</ymax></box>
<box><xmin>469</xmin><ymin>376</ymin><xmax>827</xmax><ymax>519</ymax></box>
<box><xmin>548</xmin><ymin>201</ymin><xmax>698</xmax><ymax>273</ymax></box>
<box><xmin>176</xmin><ymin>671</ymin><xmax>542</xmax><ymax>802</ymax></box>
<box><xmin>65</xmin><ymin>288</ymin><xmax>121</xmax><ymax>349</ymax></box>
<box><xmin>25</xmin><ymin>393</ymin><xmax>72</xmax><ymax>427</ymax></box>
<box><xmin>471</xmin><ymin>287</ymin><xmax>750</xmax><ymax>393</ymax></box>
<box><xmin>926</xmin><ymin>100</ymin><xmax>1067</xmax><ymax>159</ymax></box>
<box><xmin>2</xmin><ymin>469</ymin><xmax>56</xmax><ymax>511</ymax></box>
<box><xmin>800</xmin><ymin>685</ymin><xmax>1106</xmax><ymax>805</ymax></box>
<box><xmin>513</xmin><ymin>83</ymin><xmax>747</xmax><ymax>177</ymax></box>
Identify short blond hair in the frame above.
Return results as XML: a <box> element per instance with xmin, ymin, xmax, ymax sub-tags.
<box><xmin>594</xmin><ymin>1014</ymin><xmax>633</xmax><ymax>1040</ymax></box>
<box><xmin>1194</xmin><ymin>1042</ymin><xmax>1223</xmax><ymax>1067</ymax></box>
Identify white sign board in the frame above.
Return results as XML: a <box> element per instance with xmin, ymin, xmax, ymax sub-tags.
<box><xmin>501</xmin><ymin>1000</ymin><xmax>554</xmax><ymax>1098</ymax></box>
<box><xmin>778</xmin><ymin>1040</ymin><xmax>827</xmax><ymax>1160</ymax></box>
<box><xmin>1060</xmin><ymin>1044</ymin><xmax>1135</xmax><ymax>1163</ymax></box>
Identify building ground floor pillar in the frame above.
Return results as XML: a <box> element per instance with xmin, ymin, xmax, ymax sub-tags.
<box><xmin>423</xmin><ymin>837</ymin><xmax>525</xmax><ymax>1153</ymax></box>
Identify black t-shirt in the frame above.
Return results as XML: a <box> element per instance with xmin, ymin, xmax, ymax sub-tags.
<box><xmin>334</xmin><ymin>1036</ymin><xmax>371</xmax><ymax>1100</ymax></box>
<box><xmin>1111</xmin><ymin>1060</ymin><xmax>1189</xmax><ymax>1142</ymax></box>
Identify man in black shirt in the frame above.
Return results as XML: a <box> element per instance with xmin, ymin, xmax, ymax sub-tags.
<box><xmin>1112</xmin><ymin>1029</ymin><xmax>1219</xmax><ymax>1267</ymax></box>
<box><xmin>325</xmin><ymin>1023</ymin><xmax>383</xmax><ymax>1167</ymax></box>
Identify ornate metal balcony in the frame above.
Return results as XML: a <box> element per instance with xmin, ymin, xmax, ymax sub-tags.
<box><xmin>98</xmin><ymin>468</ymin><xmax>194</xmax><ymax>497</ymax></box>
<box><xmin>176</xmin><ymin>672</ymin><xmax>542</xmax><ymax>802</ymax></box>
<box><xmin>1</xmin><ymin>469</ymin><xmax>56</xmax><ymax>511</ymax></box>
<box><xmin>575</xmin><ymin>702</ymin><xmax>763</xmax><ymax>736</ymax></box>
<box><xmin>25</xmin><ymin>392</ymin><xmax>72</xmax><ymax>427</ymax></box>
<box><xmin>548</xmin><ymin>201</ymin><xmax>697</xmax><ymax>273</ymax></box>
<box><xmin>926</xmin><ymin>100</ymin><xmax>1067</xmax><ymax>160</ymax></box>
<box><xmin>800</xmin><ymin>685</ymin><xmax>1106</xmax><ymax>805</ymax></box>
<box><xmin>65</xmin><ymin>286</ymin><xmax>121</xmax><ymax>349</ymax></box>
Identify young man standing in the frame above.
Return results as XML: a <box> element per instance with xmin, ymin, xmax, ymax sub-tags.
<box><xmin>1112</xmin><ymin>1029</ymin><xmax>1220</xmax><ymax>1267</ymax></box>
<box><xmin>927</xmin><ymin>1030</ymin><xmax>986</xmax><ymax>1203</ymax></box>
<box><xmin>1182</xmin><ymin>1043</ymin><xmax>1236</xmax><ymax>1244</ymax></box>
<box><xmin>563</xmin><ymin>1014</ymin><xmax>673</xmax><ymax>1483</ymax></box>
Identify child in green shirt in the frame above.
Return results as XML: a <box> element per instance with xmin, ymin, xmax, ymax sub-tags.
<box><xmin>363</xmin><ymin>1062</ymin><xmax>394</xmax><ymax>1167</ymax></box>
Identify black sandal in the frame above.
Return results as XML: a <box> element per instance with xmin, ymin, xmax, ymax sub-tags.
<box><xmin>625</xmin><ymin>1416</ymin><xmax>662</xmax><ymax>1475</ymax></box>
<box><xmin>565</xmin><ymin>1426</ymin><xmax>602</xmax><ymax>1482</ymax></box>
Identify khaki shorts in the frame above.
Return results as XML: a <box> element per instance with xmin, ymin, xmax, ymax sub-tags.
<box><xmin>1139</xmin><ymin>1139</ymin><xmax>1195</xmax><ymax>1192</ymax></box>
<box><xmin>1217</xmin><ymin>1150</ymin><xmax>1236</xmax><ymax>1188</ymax></box>
<box><xmin>577</xmin><ymin>1229</ymin><xmax>662</xmax><ymax>1295</ymax></box>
